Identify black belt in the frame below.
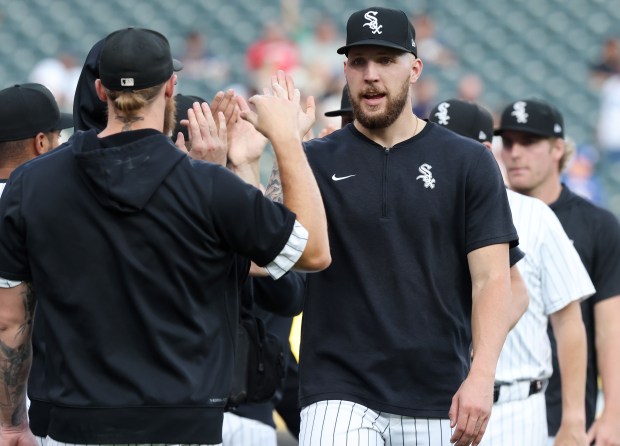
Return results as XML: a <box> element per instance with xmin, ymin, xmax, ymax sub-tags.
<box><xmin>493</xmin><ymin>379</ymin><xmax>545</xmax><ymax>403</ymax></box>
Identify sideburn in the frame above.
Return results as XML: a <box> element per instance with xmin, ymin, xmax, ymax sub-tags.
<box><xmin>163</xmin><ymin>95</ymin><xmax>177</xmax><ymax>137</ymax></box>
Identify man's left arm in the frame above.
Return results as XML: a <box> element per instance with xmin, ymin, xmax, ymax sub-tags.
<box><xmin>0</xmin><ymin>282</ymin><xmax>36</xmax><ymax>445</ymax></box>
<box><xmin>450</xmin><ymin>243</ymin><xmax>513</xmax><ymax>446</ymax></box>
<box><xmin>588</xmin><ymin>296</ymin><xmax>620</xmax><ymax>446</ymax></box>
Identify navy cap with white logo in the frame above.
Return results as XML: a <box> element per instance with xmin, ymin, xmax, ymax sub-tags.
<box><xmin>429</xmin><ymin>99</ymin><xmax>493</xmax><ymax>143</ymax></box>
<box><xmin>337</xmin><ymin>7</ymin><xmax>417</xmax><ymax>56</ymax></box>
<box><xmin>428</xmin><ymin>99</ymin><xmax>493</xmax><ymax>142</ymax></box>
<box><xmin>495</xmin><ymin>98</ymin><xmax>564</xmax><ymax>138</ymax></box>
<box><xmin>99</xmin><ymin>27</ymin><xmax>183</xmax><ymax>91</ymax></box>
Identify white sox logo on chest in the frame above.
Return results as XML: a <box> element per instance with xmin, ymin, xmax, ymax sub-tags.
<box><xmin>363</xmin><ymin>11</ymin><xmax>383</xmax><ymax>34</ymax></box>
<box><xmin>416</xmin><ymin>164</ymin><xmax>435</xmax><ymax>189</ymax></box>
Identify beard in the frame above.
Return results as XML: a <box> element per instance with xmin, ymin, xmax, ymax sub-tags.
<box><xmin>163</xmin><ymin>95</ymin><xmax>177</xmax><ymax>137</ymax></box>
<box><xmin>350</xmin><ymin>78</ymin><xmax>410</xmax><ymax>129</ymax></box>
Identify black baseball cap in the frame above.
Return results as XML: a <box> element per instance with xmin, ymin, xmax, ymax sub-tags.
<box><xmin>429</xmin><ymin>99</ymin><xmax>493</xmax><ymax>143</ymax></box>
<box><xmin>0</xmin><ymin>83</ymin><xmax>73</xmax><ymax>143</ymax></box>
<box><xmin>99</xmin><ymin>27</ymin><xmax>183</xmax><ymax>90</ymax></box>
<box><xmin>495</xmin><ymin>98</ymin><xmax>564</xmax><ymax>138</ymax></box>
<box><xmin>172</xmin><ymin>93</ymin><xmax>207</xmax><ymax>142</ymax></box>
<box><xmin>325</xmin><ymin>85</ymin><xmax>353</xmax><ymax>117</ymax></box>
<box><xmin>337</xmin><ymin>7</ymin><xmax>417</xmax><ymax>56</ymax></box>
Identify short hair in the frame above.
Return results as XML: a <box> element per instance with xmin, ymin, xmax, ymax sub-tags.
<box><xmin>0</xmin><ymin>138</ymin><xmax>29</xmax><ymax>165</ymax></box>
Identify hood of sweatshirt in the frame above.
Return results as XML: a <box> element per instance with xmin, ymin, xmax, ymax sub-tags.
<box><xmin>73</xmin><ymin>38</ymin><xmax>107</xmax><ymax>133</ymax></box>
<box><xmin>72</xmin><ymin>128</ymin><xmax>186</xmax><ymax>212</ymax></box>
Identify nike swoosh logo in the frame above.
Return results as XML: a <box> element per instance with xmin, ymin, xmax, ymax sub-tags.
<box><xmin>332</xmin><ymin>174</ymin><xmax>356</xmax><ymax>181</ymax></box>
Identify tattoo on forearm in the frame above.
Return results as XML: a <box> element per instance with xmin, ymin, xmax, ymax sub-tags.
<box><xmin>115</xmin><ymin>114</ymin><xmax>145</xmax><ymax>132</ymax></box>
<box><xmin>265</xmin><ymin>161</ymin><xmax>283</xmax><ymax>204</ymax></box>
<box><xmin>0</xmin><ymin>284</ymin><xmax>34</xmax><ymax>426</ymax></box>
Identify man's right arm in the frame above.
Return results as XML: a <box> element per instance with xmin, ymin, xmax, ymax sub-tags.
<box><xmin>0</xmin><ymin>282</ymin><xmax>37</xmax><ymax>446</ymax></box>
<box><xmin>239</xmin><ymin>71</ymin><xmax>330</xmax><ymax>273</ymax></box>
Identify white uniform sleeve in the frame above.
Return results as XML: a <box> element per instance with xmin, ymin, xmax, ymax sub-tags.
<box><xmin>539</xmin><ymin>204</ymin><xmax>595</xmax><ymax>315</ymax></box>
<box><xmin>264</xmin><ymin>220</ymin><xmax>309</xmax><ymax>279</ymax></box>
<box><xmin>0</xmin><ymin>277</ymin><xmax>22</xmax><ymax>288</ymax></box>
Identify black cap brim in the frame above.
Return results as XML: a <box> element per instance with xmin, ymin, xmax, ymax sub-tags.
<box><xmin>173</xmin><ymin>58</ymin><xmax>183</xmax><ymax>72</ymax></box>
<box><xmin>337</xmin><ymin>40</ymin><xmax>414</xmax><ymax>55</ymax></box>
<box><xmin>494</xmin><ymin>125</ymin><xmax>554</xmax><ymax>137</ymax></box>
<box><xmin>53</xmin><ymin>112</ymin><xmax>74</xmax><ymax>130</ymax></box>
<box><xmin>325</xmin><ymin>108</ymin><xmax>353</xmax><ymax>117</ymax></box>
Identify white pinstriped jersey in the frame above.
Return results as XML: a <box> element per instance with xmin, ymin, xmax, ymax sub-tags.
<box><xmin>495</xmin><ymin>190</ymin><xmax>595</xmax><ymax>383</ymax></box>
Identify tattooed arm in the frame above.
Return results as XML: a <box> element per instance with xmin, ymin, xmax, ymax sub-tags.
<box><xmin>264</xmin><ymin>160</ymin><xmax>283</xmax><ymax>204</ymax></box>
<box><xmin>0</xmin><ymin>282</ymin><xmax>37</xmax><ymax>445</ymax></box>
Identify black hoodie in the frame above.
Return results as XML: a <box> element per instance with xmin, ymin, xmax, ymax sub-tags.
<box><xmin>0</xmin><ymin>125</ymin><xmax>296</xmax><ymax>443</ymax></box>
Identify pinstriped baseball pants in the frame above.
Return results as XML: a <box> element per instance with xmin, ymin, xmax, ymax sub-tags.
<box><xmin>222</xmin><ymin>412</ymin><xmax>277</xmax><ymax>446</ymax></box>
<box><xmin>46</xmin><ymin>437</ymin><xmax>221</xmax><ymax>446</ymax></box>
<box><xmin>478</xmin><ymin>392</ymin><xmax>547</xmax><ymax>446</ymax></box>
<box><xmin>300</xmin><ymin>400</ymin><xmax>454</xmax><ymax>446</ymax></box>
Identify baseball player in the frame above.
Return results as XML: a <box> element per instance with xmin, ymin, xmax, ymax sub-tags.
<box><xmin>267</xmin><ymin>7</ymin><xmax>525</xmax><ymax>446</ymax></box>
<box><xmin>497</xmin><ymin>98</ymin><xmax>620</xmax><ymax>446</ymax></box>
<box><xmin>0</xmin><ymin>83</ymin><xmax>72</xmax><ymax>195</ymax></box>
<box><xmin>429</xmin><ymin>99</ymin><xmax>594</xmax><ymax>445</ymax></box>
<box><xmin>0</xmin><ymin>28</ymin><xmax>330</xmax><ymax>445</ymax></box>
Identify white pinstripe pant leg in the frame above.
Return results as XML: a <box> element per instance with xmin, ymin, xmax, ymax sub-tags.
<box><xmin>46</xmin><ymin>437</ymin><xmax>222</xmax><ymax>446</ymax></box>
<box><xmin>34</xmin><ymin>436</ymin><xmax>46</xmax><ymax>446</ymax></box>
<box><xmin>300</xmin><ymin>400</ymin><xmax>385</xmax><ymax>446</ymax></box>
<box><xmin>300</xmin><ymin>400</ymin><xmax>453</xmax><ymax>446</ymax></box>
<box><xmin>384</xmin><ymin>414</ymin><xmax>453</xmax><ymax>446</ymax></box>
<box><xmin>222</xmin><ymin>412</ymin><xmax>277</xmax><ymax>446</ymax></box>
<box><xmin>478</xmin><ymin>392</ymin><xmax>547</xmax><ymax>446</ymax></box>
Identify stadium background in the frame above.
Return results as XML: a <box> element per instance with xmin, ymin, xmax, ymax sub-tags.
<box><xmin>0</xmin><ymin>0</ymin><xmax>616</xmax><ymax>443</ymax></box>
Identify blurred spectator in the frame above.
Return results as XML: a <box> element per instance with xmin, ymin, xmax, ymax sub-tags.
<box><xmin>178</xmin><ymin>31</ymin><xmax>230</xmax><ymax>86</ymax></box>
<box><xmin>457</xmin><ymin>73</ymin><xmax>485</xmax><ymax>103</ymax></box>
<box><xmin>562</xmin><ymin>144</ymin><xmax>606</xmax><ymax>206</ymax></box>
<box><xmin>298</xmin><ymin>17</ymin><xmax>344</xmax><ymax>97</ymax></box>
<box><xmin>590</xmin><ymin>37</ymin><xmax>620</xmax><ymax>88</ymax></box>
<box><xmin>412</xmin><ymin>13</ymin><xmax>456</xmax><ymax>67</ymax></box>
<box><xmin>412</xmin><ymin>77</ymin><xmax>438</xmax><ymax>119</ymax></box>
<box><xmin>596</xmin><ymin>72</ymin><xmax>620</xmax><ymax>189</ymax></box>
<box><xmin>245</xmin><ymin>22</ymin><xmax>301</xmax><ymax>94</ymax></box>
<box><xmin>29</xmin><ymin>51</ymin><xmax>81</xmax><ymax>111</ymax></box>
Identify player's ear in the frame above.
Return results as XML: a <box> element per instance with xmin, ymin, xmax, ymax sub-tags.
<box><xmin>410</xmin><ymin>54</ymin><xmax>423</xmax><ymax>84</ymax></box>
<box><xmin>33</xmin><ymin>132</ymin><xmax>48</xmax><ymax>155</ymax></box>
<box><xmin>95</xmin><ymin>79</ymin><xmax>107</xmax><ymax>102</ymax></box>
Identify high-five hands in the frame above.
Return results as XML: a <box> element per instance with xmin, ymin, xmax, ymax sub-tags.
<box><xmin>238</xmin><ymin>70</ymin><xmax>315</xmax><ymax>142</ymax></box>
<box><xmin>175</xmin><ymin>101</ymin><xmax>227</xmax><ymax>166</ymax></box>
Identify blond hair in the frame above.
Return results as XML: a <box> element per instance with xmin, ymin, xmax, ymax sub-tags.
<box><xmin>559</xmin><ymin>136</ymin><xmax>576</xmax><ymax>172</ymax></box>
<box><xmin>105</xmin><ymin>84</ymin><xmax>164</xmax><ymax>116</ymax></box>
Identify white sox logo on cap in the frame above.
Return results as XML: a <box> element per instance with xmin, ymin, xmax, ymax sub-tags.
<box><xmin>363</xmin><ymin>11</ymin><xmax>383</xmax><ymax>35</ymax></box>
<box><xmin>511</xmin><ymin>101</ymin><xmax>529</xmax><ymax>123</ymax></box>
<box><xmin>434</xmin><ymin>102</ymin><xmax>451</xmax><ymax>125</ymax></box>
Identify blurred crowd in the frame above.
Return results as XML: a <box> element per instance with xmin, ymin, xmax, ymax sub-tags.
<box><xmin>25</xmin><ymin>11</ymin><xmax>620</xmax><ymax>211</ymax></box>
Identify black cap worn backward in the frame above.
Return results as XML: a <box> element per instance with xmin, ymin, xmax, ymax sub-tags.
<box><xmin>0</xmin><ymin>83</ymin><xmax>73</xmax><ymax>143</ymax></box>
<box><xmin>429</xmin><ymin>99</ymin><xmax>494</xmax><ymax>143</ymax></box>
<box><xmin>325</xmin><ymin>85</ymin><xmax>353</xmax><ymax>117</ymax></box>
<box><xmin>337</xmin><ymin>7</ymin><xmax>417</xmax><ymax>56</ymax></box>
<box><xmin>495</xmin><ymin>98</ymin><xmax>564</xmax><ymax>138</ymax></box>
<box><xmin>99</xmin><ymin>27</ymin><xmax>183</xmax><ymax>90</ymax></box>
